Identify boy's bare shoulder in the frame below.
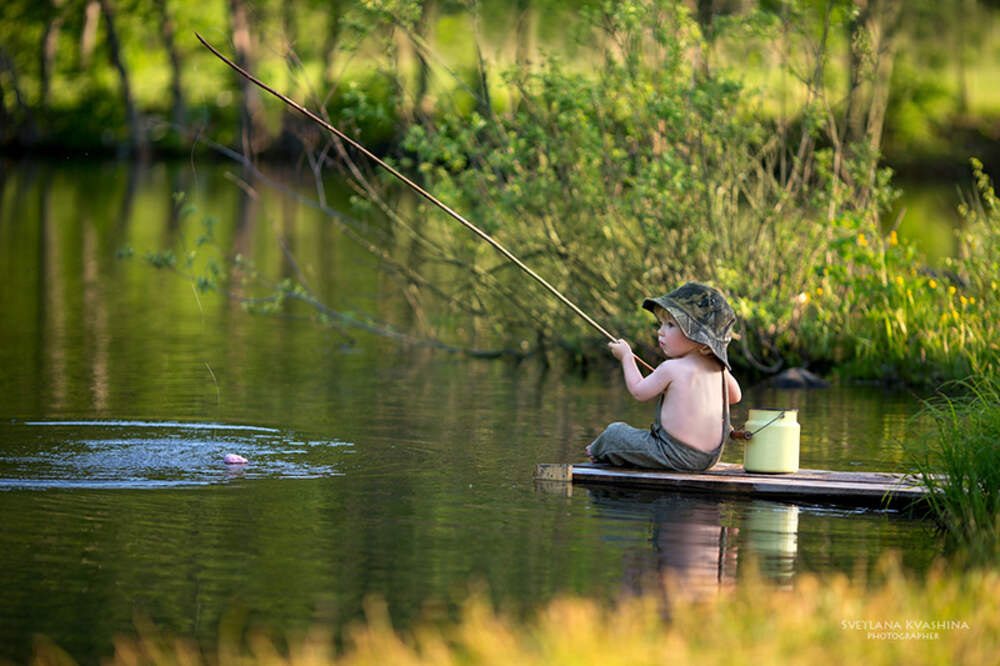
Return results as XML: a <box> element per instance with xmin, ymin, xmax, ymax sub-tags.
<box><xmin>659</xmin><ymin>354</ymin><xmax>718</xmax><ymax>377</ymax></box>
<box><xmin>654</xmin><ymin>357</ymin><xmax>689</xmax><ymax>377</ymax></box>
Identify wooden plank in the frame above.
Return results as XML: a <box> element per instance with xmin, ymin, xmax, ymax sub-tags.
<box><xmin>533</xmin><ymin>463</ymin><xmax>573</xmax><ymax>482</ymax></box>
<box><xmin>533</xmin><ymin>462</ymin><xmax>931</xmax><ymax>509</ymax></box>
<box><xmin>691</xmin><ymin>462</ymin><xmax>926</xmax><ymax>486</ymax></box>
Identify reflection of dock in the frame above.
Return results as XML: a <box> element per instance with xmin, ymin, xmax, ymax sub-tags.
<box><xmin>534</xmin><ymin>462</ymin><xmax>930</xmax><ymax>509</ymax></box>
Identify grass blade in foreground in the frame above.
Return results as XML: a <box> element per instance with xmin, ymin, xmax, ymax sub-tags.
<box><xmin>38</xmin><ymin>556</ymin><xmax>1000</xmax><ymax>665</ymax></box>
<box><xmin>911</xmin><ymin>376</ymin><xmax>1000</xmax><ymax>563</ymax></box>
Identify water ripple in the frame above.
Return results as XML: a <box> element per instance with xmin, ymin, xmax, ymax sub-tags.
<box><xmin>0</xmin><ymin>420</ymin><xmax>353</xmax><ymax>490</ymax></box>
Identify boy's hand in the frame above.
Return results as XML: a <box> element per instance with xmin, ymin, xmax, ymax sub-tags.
<box><xmin>608</xmin><ymin>339</ymin><xmax>632</xmax><ymax>361</ymax></box>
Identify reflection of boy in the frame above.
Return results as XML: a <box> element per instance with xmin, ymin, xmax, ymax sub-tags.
<box><xmin>586</xmin><ymin>282</ymin><xmax>742</xmax><ymax>471</ymax></box>
<box><xmin>588</xmin><ymin>489</ymin><xmax>738</xmax><ymax>604</ymax></box>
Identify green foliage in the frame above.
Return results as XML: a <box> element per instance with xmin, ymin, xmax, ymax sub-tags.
<box><xmin>792</xmin><ymin>159</ymin><xmax>999</xmax><ymax>384</ymax></box>
<box><xmin>384</xmin><ymin>0</ymin><xmax>905</xmax><ymax>374</ymax></box>
<box><xmin>328</xmin><ymin>74</ymin><xmax>400</xmax><ymax>147</ymax></box>
<box><xmin>910</xmin><ymin>375</ymin><xmax>1000</xmax><ymax>564</ymax></box>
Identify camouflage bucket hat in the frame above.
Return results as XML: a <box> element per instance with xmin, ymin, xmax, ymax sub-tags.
<box><xmin>642</xmin><ymin>282</ymin><xmax>736</xmax><ymax>370</ymax></box>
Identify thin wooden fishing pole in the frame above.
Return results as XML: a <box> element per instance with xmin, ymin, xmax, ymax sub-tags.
<box><xmin>196</xmin><ymin>32</ymin><xmax>655</xmax><ymax>373</ymax></box>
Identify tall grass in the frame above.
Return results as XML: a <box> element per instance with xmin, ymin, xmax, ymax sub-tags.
<box><xmin>31</xmin><ymin>556</ymin><xmax>1000</xmax><ymax>666</ymax></box>
<box><xmin>910</xmin><ymin>375</ymin><xmax>1000</xmax><ymax>563</ymax></box>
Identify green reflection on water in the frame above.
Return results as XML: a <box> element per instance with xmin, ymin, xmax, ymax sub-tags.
<box><xmin>0</xmin><ymin>161</ymin><xmax>940</xmax><ymax>664</ymax></box>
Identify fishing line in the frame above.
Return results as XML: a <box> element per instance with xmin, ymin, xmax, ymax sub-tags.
<box><xmin>195</xmin><ymin>33</ymin><xmax>655</xmax><ymax>373</ymax></box>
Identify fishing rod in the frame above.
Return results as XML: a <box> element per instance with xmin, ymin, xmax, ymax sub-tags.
<box><xmin>195</xmin><ymin>32</ymin><xmax>655</xmax><ymax>373</ymax></box>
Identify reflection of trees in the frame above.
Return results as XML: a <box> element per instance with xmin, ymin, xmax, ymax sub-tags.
<box><xmin>38</xmin><ymin>166</ymin><xmax>67</xmax><ymax>412</ymax></box>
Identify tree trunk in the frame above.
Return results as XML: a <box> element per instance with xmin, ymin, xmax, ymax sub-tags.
<box><xmin>515</xmin><ymin>0</ymin><xmax>535</xmax><ymax>68</ymax></box>
<box><xmin>228</xmin><ymin>0</ymin><xmax>259</xmax><ymax>157</ymax></box>
<box><xmin>40</xmin><ymin>1</ymin><xmax>66</xmax><ymax>108</ymax></box>
<box><xmin>865</xmin><ymin>0</ymin><xmax>901</xmax><ymax>155</ymax></box>
<box><xmin>0</xmin><ymin>45</ymin><xmax>33</xmax><ymax>143</ymax></box>
<box><xmin>80</xmin><ymin>1</ymin><xmax>100</xmax><ymax>66</ymax></box>
<box><xmin>154</xmin><ymin>0</ymin><xmax>185</xmax><ymax>128</ymax></box>
<box><xmin>695</xmin><ymin>0</ymin><xmax>714</xmax><ymax>36</ymax></box>
<box><xmin>844</xmin><ymin>0</ymin><xmax>901</xmax><ymax>152</ymax></box>
<box><xmin>954</xmin><ymin>0</ymin><xmax>975</xmax><ymax>114</ymax></box>
<box><xmin>472</xmin><ymin>6</ymin><xmax>491</xmax><ymax>119</ymax></box>
<box><xmin>843</xmin><ymin>0</ymin><xmax>870</xmax><ymax>147</ymax></box>
<box><xmin>282</xmin><ymin>0</ymin><xmax>296</xmax><ymax>56</ymax></box>
<box><xmin>320</xmin><ymin>1</ymin><xmax>343</xmax><ymax>101</ymax></box>
<box><xmin>98</xmin><ymin>0</ymin><xmax>147</xmax><ymax>158</ymax></box>
<box><xmin>413</xmin><ymin>1</ymin><xmax>432</xmax><ymax>114</ymax></box>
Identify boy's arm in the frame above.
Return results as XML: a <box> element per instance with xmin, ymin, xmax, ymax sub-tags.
<box><xmin>609</xmin><ymin>339</ymin><xmax>670</xmax><ymax>402</ymax></box>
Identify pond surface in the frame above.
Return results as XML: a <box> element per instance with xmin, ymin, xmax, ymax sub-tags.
<box><xmin>0</xmin><ymin>160</ymin><xmax>944</xmax><ymax>664</ymax></box>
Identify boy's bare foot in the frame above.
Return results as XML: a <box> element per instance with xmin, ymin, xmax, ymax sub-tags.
<box><xmin>585</xmin><ymin>444</ymin><xmax>596</xmax><ymax>462</ymax></box>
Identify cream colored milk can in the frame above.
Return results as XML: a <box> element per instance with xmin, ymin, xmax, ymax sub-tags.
<box><xmin>742</xmin><ymin>408</ymin><xmax>800</xmax><ymax>473</ymax></box>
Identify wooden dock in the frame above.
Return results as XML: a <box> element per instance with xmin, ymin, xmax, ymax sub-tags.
<box><xmin>534</xmin><ymin>462</ymin><xmax>931</xmax><ymax>509</ymax></box>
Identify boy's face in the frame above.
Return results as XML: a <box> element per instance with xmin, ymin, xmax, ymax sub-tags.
<box><xmin>654</xmin><ymin>308</ymin><xmax>701</xmax><ymax>359</ymax></box>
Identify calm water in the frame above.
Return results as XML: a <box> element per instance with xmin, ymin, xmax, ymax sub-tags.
<box><xmin>0</xmin><ymin>160</ymin><xmax>943</xmax><ymax>664</ymax></box>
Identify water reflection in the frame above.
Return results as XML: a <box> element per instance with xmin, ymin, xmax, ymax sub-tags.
<box><xmin>743</xmin><ymin>500</ymin><xmax>799</xmax><ymax>587</ymax></box>
<box><xmin>586</xmin><ymin>488</ymin><xmax>739</xmax><ymax>603</ymax></box>
<box><xmin>585</xmin><ymin>489</ymin><xmax>809</xmax><ymax>601</ymax></box>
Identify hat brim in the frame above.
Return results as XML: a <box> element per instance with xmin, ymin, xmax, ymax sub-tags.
<box><xmin>643</xmin><ymin>292</ymin><xmax>733</xmax><ymax>370</ymax></box>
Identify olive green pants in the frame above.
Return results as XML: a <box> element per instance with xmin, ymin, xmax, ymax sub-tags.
<box><xmin>588</xmin><ymin>421</ymin><xmax>723</xmax><ymax>471</ymax></box>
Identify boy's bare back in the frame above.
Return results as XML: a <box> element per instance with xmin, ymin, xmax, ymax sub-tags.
<box><xmin>608</xmin><ymin>335</ymin><xmax>741</xmax><ymax>452</ymax></box>
<box><xmin>657</xmin><ymin>353</ymin><xmax>741</xmax><ymax>452</ymax></box>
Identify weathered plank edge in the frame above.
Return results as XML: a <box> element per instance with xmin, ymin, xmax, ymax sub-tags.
<box><xmin>534</xmin><ymin>463</ymin><xmax>573</xmax><ymax>482</ymax></box>
<box><xmin>533</xmin><ymin>462</ymin><xmax>930</xmax><ymax>510</ymax></box>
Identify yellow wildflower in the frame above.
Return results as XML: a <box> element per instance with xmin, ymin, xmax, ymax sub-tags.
<box><xmin>949</xmin><ymin>285</ymin><xmax>956</xmax><ymax>295</ymax></box>
<box><xmin>815</xmin><ymin>287</ymin><xmax>824</xmax><ymax>297</ymax></box>
<box><xmin>796</xmin><ymin>292</ymin><xmax>810</xmax><ymax>305</ymax></box>
<box><xmin>970</xmin><ymin>297</ymin><xmax>976</xmax><ymax>305</ymax></box>
<box><xmin>857</xmin><ymin>233</ymin><xmax>868</xmax><ymax>247</ymax></box>
<box><xmin>960</xmin><ymin>296</ymin><xmax>969</xmax><ymax>306</ymax></box>
<box><xmin>888</xmin><ymin>230</ymin><xmax>898</xmax><ymax>245</ymax></box>
<box><xmin>894</xmin><ymin>276</ymin><xmax>904</xmax><ymax>286</ymax></box>
<box><xmin>929</xmin><ymin>279</ymin><xmax>938</xmax><ymax>289</ymax></box>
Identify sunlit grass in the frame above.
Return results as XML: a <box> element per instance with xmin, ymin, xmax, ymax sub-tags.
<box><xmin>28</xmin><ymin>556</ymin><xmax>1000</xmax><ymax>666</ymax></box>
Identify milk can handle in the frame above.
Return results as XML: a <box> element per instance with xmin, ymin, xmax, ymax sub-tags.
<box><xmin>729</xmin><ymin>410</ymin><xmax>788</xmax><ymax>441</ymax></box>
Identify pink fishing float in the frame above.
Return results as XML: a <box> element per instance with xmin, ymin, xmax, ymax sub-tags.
<box><xmin>223</xmin><ymin>453</ymin><xmax>248</xmax><ymax>465</ymax></box>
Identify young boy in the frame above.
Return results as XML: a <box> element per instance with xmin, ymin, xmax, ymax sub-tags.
<box><xmin>586</xmin><ymin>282</ymin><xmax>742</xmax><ymax>471</ymax></box>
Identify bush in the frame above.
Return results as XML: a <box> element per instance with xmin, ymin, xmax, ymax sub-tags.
<box><xmin>800</xmin><ymin>159</ymin><xmax>999</xmax><ymax>384</ymax></box>
<box><xmin>382</xmin><ymin>0</ymin><xmax>896</xmax><ymax>374</ymax></box>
